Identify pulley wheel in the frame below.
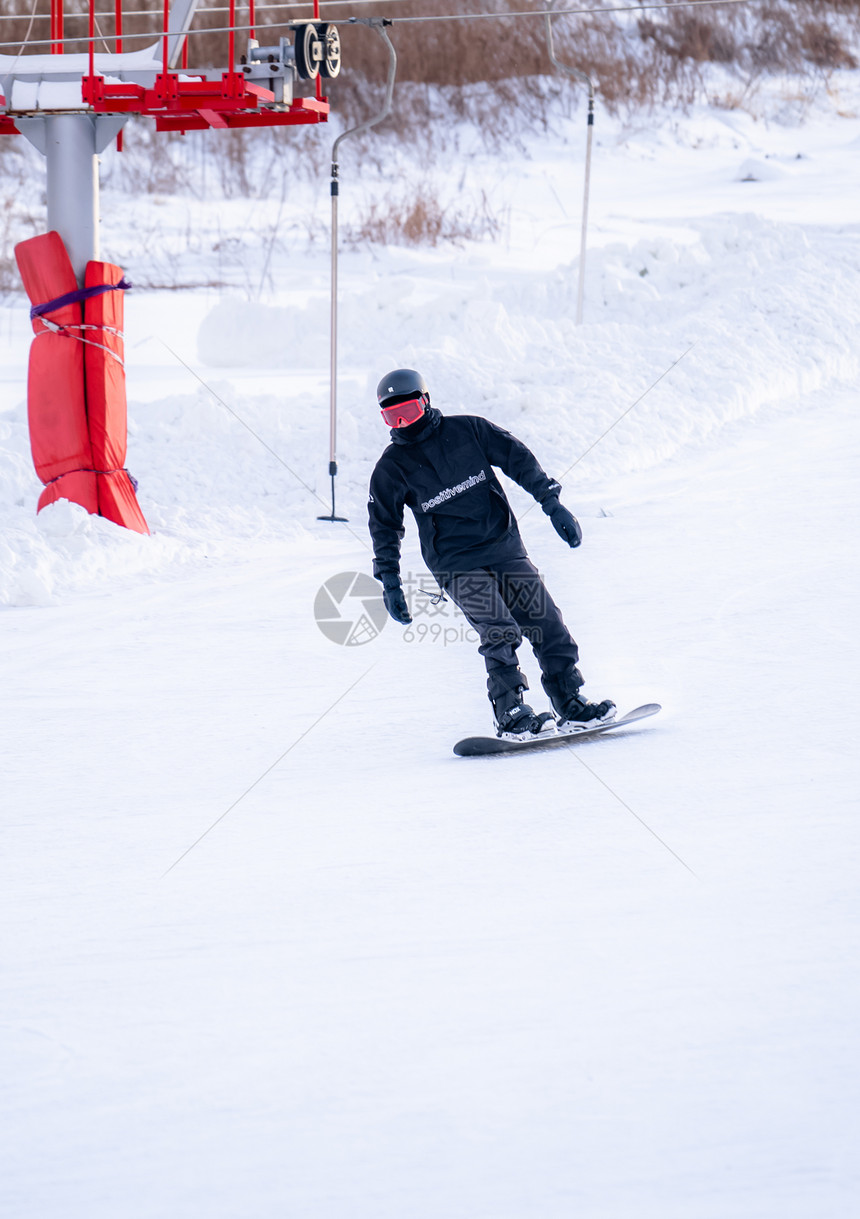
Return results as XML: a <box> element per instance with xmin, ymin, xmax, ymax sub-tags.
<box><xmin>318</xmin><ymin>23</ymin><xmax>342</xmax><ymax>80</ymax></box>
<box><xmin>294</xmin><ymin>23</ymin><xmax>322</xmax><ymax>80</ymax></box>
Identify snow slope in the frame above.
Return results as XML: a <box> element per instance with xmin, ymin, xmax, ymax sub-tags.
<box><xmin>1</xmin><ymin>74</ymin><xmax>859</xmax><ymax>1218</ymax></box>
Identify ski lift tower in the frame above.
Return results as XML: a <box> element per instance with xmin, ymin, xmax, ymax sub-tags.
<box><xmin>1</xmin><ymin>0</ymin><xmax>341</xmax><ymax>528</ymax></box>
<box><xmin>1</xmin><ymin>0</ymin><xmax>341</xmax><ymax>278</ymax></box>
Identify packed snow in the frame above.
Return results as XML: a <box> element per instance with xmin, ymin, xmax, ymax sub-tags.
<box><xmin>1</xmin><ymin>67</ymin><xmax>859</xmax><ymax>1218</ymax></box>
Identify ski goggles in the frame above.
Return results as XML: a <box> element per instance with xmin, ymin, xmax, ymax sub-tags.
<box><xmin>380</xmin><ymin>396</ymin><xmax>426</xmax><ymax>428</ymax></box>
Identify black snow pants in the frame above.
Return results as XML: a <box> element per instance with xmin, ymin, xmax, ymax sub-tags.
<box><xmin>441</xmin><ymin>557</ymin><xmax>580</xmax><ymax>698</ymax></box>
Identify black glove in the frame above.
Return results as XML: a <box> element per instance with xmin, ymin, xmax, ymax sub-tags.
<box><xmin>542</xmin><ymin>495</ymin><xmax>582</xmax><ymax>548</ymax></box>
<box><xmin>380</xmin><ymin>574</ymin><xmax>412</xmax><ymax>624</ymax></box>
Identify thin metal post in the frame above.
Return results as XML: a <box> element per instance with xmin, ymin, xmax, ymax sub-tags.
<box><xmin>545</xmin><ymin>4</ymin><xmax>595</xmax><ymax>326</ymax></box>
<box><xmin>325</xmin><ymin>161</ymin><xmax>345</xmax><ymax>520</ymax></box>
<box><xmin>319</xmin><ymin>19</ymin><xmax>397</xmax><ymax>524</ymax></box>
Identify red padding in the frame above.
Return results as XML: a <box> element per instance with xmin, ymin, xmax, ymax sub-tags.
<box><xmin>84</xmin><ymin>260</ymin><xmax>149</xmax><ymax>535</ymax></box>
<box><xmin>37</xmin><ymin>470</ymin><xmax>99</xmax><ymax>513</ymax></box>
<box><xmin>15</xmin><ymin>234</ymin><xmax>149</xmax><ymax>535</ymax></box>
<box><xmin>84</xmin><ymin>260</ymin><xmax>126</xmax><ymax>469</ymax></box>
<box><xmin>15</xmin><ymin>232</ymin><xmax>98</xmax><ymax>515</ymax></box>
<box><xmin>97</xmin><ymin>470</ymin><xmax>150</xmax><ymax>534</ymax></box>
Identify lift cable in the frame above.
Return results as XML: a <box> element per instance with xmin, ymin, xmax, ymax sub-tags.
<box><xmin>0</xmin><ymin>0</ymin><xmax>756</xmax><ymax>51</ymax></box>
<box><xmin>0</xmin><ymin>0</ymin><xmax>754</xmax><ymax>20</ymax></box>
<box><xmin>341</xmin><ymin>0</ymin><xmax>755</xmax><ymax>25</ymax></box>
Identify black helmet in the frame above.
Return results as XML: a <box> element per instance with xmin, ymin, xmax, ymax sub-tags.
<box><xmin>377</xmin><ymin>368</ymin><xmax>430</xmax><ymax>407</ymax></box>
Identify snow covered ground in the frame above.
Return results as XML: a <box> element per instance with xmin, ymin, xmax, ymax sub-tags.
<box><xmin>2</xmin><ymin>70</ymin><xmax>860</xmax><ymax>1218</ymax></box>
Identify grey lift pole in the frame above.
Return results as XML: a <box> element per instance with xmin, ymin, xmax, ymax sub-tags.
<box><xmin>319</xmin><ymin>18</ymin><xmax>397</xmax><ymax>523</ymax></box>
<box><xmin>17</xmin><ymin>114</ymin><xmax>126</xmax><ymax>282</ymax></box>
<box><xmin>545</xmin><ymin>2</ymin><xmax>595</xmax><ymax>326</ymax></box>
<box><xmin>14</xmin><ymin>0</ymin><xmax>198</xmax><ymax>284</ymax></box>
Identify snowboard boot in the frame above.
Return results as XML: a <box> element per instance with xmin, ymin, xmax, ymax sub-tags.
<box><xmin>541</xmin><ymin>664</ymin><xmax>616</xmax><ymax>730</ymax></box>
<box><xmin>489</xmin><ymin>665</ymin><xmax>555</xmax><ymax>739</ymax></box>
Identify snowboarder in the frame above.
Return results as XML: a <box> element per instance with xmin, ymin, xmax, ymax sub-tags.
<box><xmin>368</xmin><ymin>369</ymin><xmax>615</xmax><ymax>739</ymax></box>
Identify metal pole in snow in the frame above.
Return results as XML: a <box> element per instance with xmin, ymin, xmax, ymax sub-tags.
<box><xmin>325</xmin><ymin>161</ymin><xmax>346</xmax><ymax>520</ymax></box>
<box><xmin>16</xmin><ymin>112</ymin><xmax>126</xmax><ymax>285</ymax></box>
<box><xmin>320</xmin><ymin>19</ymin><xmax>397</xmax><ymax>524</ymax></box>
<box><xmin>545</xmin><ymin>4</ymin><xmax>595</xmax><ymax>326</ymax></box>
<box><xmin>45</xmin><ymin>115</ymin><xmax>99</xmax><ymax>282</ymax></box>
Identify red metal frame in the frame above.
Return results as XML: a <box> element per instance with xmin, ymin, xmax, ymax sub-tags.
<box><xmin>162</xmin><ymin>0</ymin><xmax>169</xmax><ymax>76</ymax></box>
<box><xmin>77</xmin><ymin>0</ymin><xmax>330</xmax><ymax>131</ymax></box>
<box><xmin>51</xmin><ymin>0</ymin><xmax>64</xmax><ymax>54</ymax></box>
<box><xmin>0</xmin><ymin>0</ymin><xmax>331</xmax><ymax>136</ymax></box>
<box><xmin>115</xmin><ymin>0</ymin><xmax>124</xmax><ymax>148</ymax></box>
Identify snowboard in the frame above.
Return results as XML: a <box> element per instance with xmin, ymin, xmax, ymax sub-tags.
<box><xmin>453</xmin><ymin>703</ymin><xmax>661</xmax><ymax>757</ymax></box>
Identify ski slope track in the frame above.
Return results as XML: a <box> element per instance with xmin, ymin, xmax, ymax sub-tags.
<box><xmin>1</xmin><ymin>71</ymin><xmax>859</xmax><ymax>1219</ymax></box>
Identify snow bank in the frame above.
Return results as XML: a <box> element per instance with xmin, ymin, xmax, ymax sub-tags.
<box><xmin>192</xmin><ymin>208</ymin><xmax>860</xmax><ymax>486</ymax></box>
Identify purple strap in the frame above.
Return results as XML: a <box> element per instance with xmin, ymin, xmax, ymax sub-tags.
<box><xmin>43</xmin><ymin>466</ymin><xmax>139</xmax><ymax>488</ymax></box>
<box><xmin>31</xmin><ymin>276</ymin><xmax>132</xmax><ymax>321</ymax></box>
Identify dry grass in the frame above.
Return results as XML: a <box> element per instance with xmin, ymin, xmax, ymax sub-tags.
<box><xmin>346</xmin><ymin>186</ymin><xmax>503</xmax><ymax>248</ymax></box>
<box><xmin>0</xmin><ymin>147</ymin><xmax>38</xmax><ymax>291</ymax></box>
<box><xmin>1</xmin><ymin>1</ymin><xmax>857</xmax><ymax>126</ymax></box>
<box><xmin>801</xmin><ymin>18</ymin><xmax>859</xmax><ymax>69</ymax></box>
<box><xmin>1</xmin><ymin>0</ymin><xmax>859</xmax><ymax>259</ymax></box>
<box><xmin>316</xmin><ymin>1</ymin><xmax>860</xmax><ymax>136</ymax></box>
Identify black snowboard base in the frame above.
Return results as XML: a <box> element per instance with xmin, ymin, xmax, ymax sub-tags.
<box><xmin>453</xmin><ymin>703</ymin><xmax>661</xmax><ymax>757</ymax></box>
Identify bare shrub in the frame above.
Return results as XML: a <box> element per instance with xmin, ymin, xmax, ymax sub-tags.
<box><xmin>105</xmin><ymin>121</ymin><xmax>196</xmax><ymax>195</ymax></box>
<box><xmin>1</xmin><ymin>0</ymin><xmax>859</xmax><ymax>256</ymax></box>
<box><xmin>0</xmin><ymin>143</ymin><xmax>39</xmax><ymax>290</ymax></box>
<box><xmin>346</xmin><ymin>185</ymin><xmax>503</xmax><ymax>248</ymax></box>
<box><xmin>800</xmin><ymin>20</ymin><xmax>858</xmax><ymax>69</ymax></box>
<box><xmin>0</xmin><ymin>207</ymin><xmax>38</xmax><ymax>291</ymax></box>
<box><xmin>212</xmin><ymin>130</ymin><xmax>255</xmax><ymax>199</ymax></box>
<box><xmin>638</xmin><ymin>15</ymin><xmax>738</xmax><ymax>64</ymax></box>
<box><xmin>745</xmin><ymin>6</ymin><xmax>805</xmax><ymax>74</ymax></box>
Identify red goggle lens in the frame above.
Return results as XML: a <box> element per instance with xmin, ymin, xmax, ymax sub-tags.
<box><xmin>380</xmin><ymin>396</ymin><xmax>425</xmax><ymax>428</ymax></box>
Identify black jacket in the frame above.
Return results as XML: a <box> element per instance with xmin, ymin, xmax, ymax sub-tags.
<box><xmin>368</xmin><ymin>407</ymin><xmax>561</xmax><ymax>580</ymax></box>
